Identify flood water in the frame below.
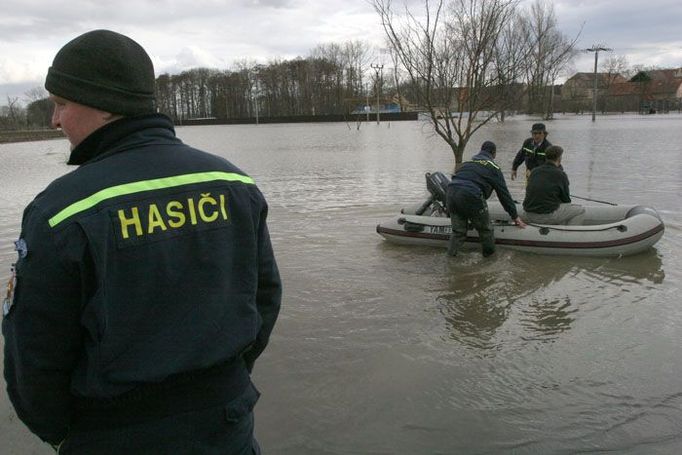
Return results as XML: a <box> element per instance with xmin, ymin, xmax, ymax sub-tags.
<box><xmin>1</xmin><ymin>114</ymin><xmax>681</xmax><ymax>454</ymax></box>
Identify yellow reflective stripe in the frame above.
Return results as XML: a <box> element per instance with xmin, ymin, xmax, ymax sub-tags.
<box><xmin>523</xmin><ymin>147</ymin><xmax>545</xmax><ymax>156</ymax></box>
<box><xmin>470</xmin><ymin>159</ymin><xmax>500</xmax><ymax>170</ymax></box>
<box><xmin>48</xmin><ymin>171</ymin><xmax>254</xmax><ymax>228</ymax></box>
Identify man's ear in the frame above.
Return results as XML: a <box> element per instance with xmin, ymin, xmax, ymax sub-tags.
<box><xmin>102</xmin><ymin>112</ymin><xmax>123</xmax><ymax>123</ymax></box>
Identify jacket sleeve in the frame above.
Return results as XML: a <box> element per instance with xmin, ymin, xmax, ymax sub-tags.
<box><xmin>492</xmin><ymin>170</ymin><xmax>519</xmax><ymax>219</ymax></box>
<box><xmin>243</xmin><ymin>203</ymin><xmax>282</xmax><ymax>372</ymax></box>
<box><xmin>512</xmin><ymin>148</ymin><xmax>526</xmax><ymax>171</ymax></box>
<box><xmin>559</xmin><ymin>171</ymin><xmax>572</xmax><ymax>203</ymax></box>
<box><xmin>511</xmin><ymin>146</ymin><xmax>526</xmax><ymax>171</ymax></box>
<box><xmin>2</xmin><ymin>208</ymin><xmax>83</xmax><ymax>445</ymax></box>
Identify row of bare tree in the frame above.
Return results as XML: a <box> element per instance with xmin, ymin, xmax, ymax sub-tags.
<box><xmin>0</xmin><ymin>40</ymin><xmax>378</xmax><ymax>131</ymax></box>
<box><xmin>155</xmin><ymin>41</ymin><xmax>376</xmax><ymax>122</ymax></box>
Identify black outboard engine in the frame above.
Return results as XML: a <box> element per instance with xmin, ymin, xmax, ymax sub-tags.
<box><xmin>415</xmin><ymin>171</ymin><xmax>451</xmax><ymax>215</ymax></box>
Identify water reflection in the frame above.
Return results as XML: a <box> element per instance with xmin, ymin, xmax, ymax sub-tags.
<box><xmin>437</xmin><ymin>274</ymin><xmax>511</xmax><ymax>350</ymax></box>
<box><xmin>591</xmin><ymin>250</ymin><xmax>665</xmax><ymax>285</ymax></box>
<box><xmin>437</xmin><ymin>250</ymin><xmax>664</xmax><ymax>350</ymax></box>
<box><xmin>520</xmin><ymin>296</ymin><xmax>575</xmax><ymax>341</ymax></box>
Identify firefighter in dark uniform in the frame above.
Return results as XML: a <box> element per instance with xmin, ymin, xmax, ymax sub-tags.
<box><xmin>511</xmin><ymin>123</ymin><xmax>552</xmax><ymax>181</ymax></box>
<box><xmin>446</xmin><ymin>141</ymin><xmax>526</xmax><ymax>257</ymax></box>
<box><xmin>2</xmin><ymin>30</ymin><xmax>281</xmax><ymax>455</ymax></box>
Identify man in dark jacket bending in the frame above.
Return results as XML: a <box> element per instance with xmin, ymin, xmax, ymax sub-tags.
<box><xmin>2</xmin><ymin>29</ymin><xmax>281</xmax><ymax>455</ymax></box>
<box><xmin>446</xmin><ymin>141</ymin><xmax>526</xmax><ymax>257</ymax></box>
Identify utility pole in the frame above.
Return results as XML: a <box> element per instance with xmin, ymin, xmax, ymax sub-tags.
<box><xmin>584</xmin><ymin>44</ymin><xmax>612</xmax><ymax>122</ymax></box>
<box><xmin>366</xmin><ymin>82</ymin><xmax>370</xmax><ymax>122</ymax></box>
<box><xmin>371</xmin><ymin>63</ymin><xmax>384</xmax><ymax>125</ymax></box>
<box><xmin>254</xmin><ymin>81</ymin><xmax>259</xmax><ymax>126</ymax></box>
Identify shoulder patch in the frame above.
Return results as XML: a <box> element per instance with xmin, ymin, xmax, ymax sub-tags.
<box><xmin>3</xmin><ymin>264</ymin><xmax>17</xmax><ymax>316</ymax></box>
<box><xmin>14</xmin><ymin>238</ymin><xmax>28</xmax><ymax>259</ymax></box>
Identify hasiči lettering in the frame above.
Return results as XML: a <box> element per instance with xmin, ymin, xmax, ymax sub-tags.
<box><xmin>117</xmin><ymin>193</ymin><xmax>229</xmax><ymax>239</ymax></box>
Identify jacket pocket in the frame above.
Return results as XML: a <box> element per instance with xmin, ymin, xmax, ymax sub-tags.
<box><xmin>224</xmin><ymin>382</ymin><xmax>260</xmax><ymax>423</ymax></box>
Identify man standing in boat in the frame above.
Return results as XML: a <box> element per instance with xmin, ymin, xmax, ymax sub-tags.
<box><xmin>2</xmin><ymin>29</ymin><xmax>281</xmax><ymax>454</ymax></box>
<box><xmin>511</xmin><ymin>123</ymin><xmax>552</xmax><ymax>180</ymax></box>
<box><xmin>446</xmin><ymin>141</ymin><xmax>526</xmax><ymax>257</ymax></box>
<box><xmin>521</xmin><ymin>145</ymin><xmax>585</xmax><ymax>225</ymax></box>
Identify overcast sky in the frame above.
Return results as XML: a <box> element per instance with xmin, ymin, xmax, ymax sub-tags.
<box><xmin>1</xmin><ymin>0</ymin><xmax>681</xmax><ymax>102</ymax></box>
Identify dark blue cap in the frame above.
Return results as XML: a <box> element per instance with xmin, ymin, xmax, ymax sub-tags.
<box><xmin>481</xmin><ymin>141</ymin><xmax>496</xmax><ymax>154</ymax></box>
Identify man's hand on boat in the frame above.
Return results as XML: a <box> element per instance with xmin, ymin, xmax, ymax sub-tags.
<box><xmin>514</xmin><ymin>217</ymin><xmax>527</xmax><ymax>228</ymax></box>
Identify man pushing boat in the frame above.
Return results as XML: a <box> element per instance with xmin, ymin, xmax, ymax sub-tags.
<box><xmin>446</xmin><ymin>141</ymin><xmax>526</xmax><ymax>257</ymax></box>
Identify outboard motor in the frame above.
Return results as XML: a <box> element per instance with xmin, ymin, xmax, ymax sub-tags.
<box><xmin>415</xmin><ymin>171</ymin><xmax>451</xmax><ymax>215</ymax></box>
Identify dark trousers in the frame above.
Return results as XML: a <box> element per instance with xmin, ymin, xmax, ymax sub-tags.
<box><xmin>446</xmin><ymin>188</ymin><xmax>495</xmax><ymax>257</ymax></box>
<box><xmin>61</xmin><ymin>381</ymin><xmax>261</xmax><ymax>455</ymax></box>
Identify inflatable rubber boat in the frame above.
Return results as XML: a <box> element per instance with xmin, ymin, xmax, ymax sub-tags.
<box><xmin>376</xmin><ymin>172</ymin><xmax>665</xmax><ymax>257</ymax></box>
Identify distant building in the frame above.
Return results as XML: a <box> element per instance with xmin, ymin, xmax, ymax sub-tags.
<box><xmin>561</xmin><ymin>72</ymin><xmax>628</xmax><ymax>113</ymax></box>
<box><xmin>626</xmin><ymin>68</ymin><xmax>682</xmax><ymax>112</ymax></box>
<box><xmin>607</xmin><ymin>81</ymin><xmax>640</xmax><ymax>112</ymax></box>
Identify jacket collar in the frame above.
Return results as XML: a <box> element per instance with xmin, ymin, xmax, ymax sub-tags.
<box><xmin>472</xmin><ymin>151</ymin><xmax>495</xmax><ymax>161</ymax></box>
<box><xmin>67</xmin><ymin>114</ymin><xmax>177</xmax><ymax>165</ymax></box>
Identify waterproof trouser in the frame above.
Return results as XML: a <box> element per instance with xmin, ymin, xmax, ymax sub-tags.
<box><xmin>522</xmin><ymin>203</ymin><xmax>586</xmax><ymax>225</ymax></box>
<box><xmin>446</xmin><ymin>188</ymin><xmax>495</xmax><ymax>257</ymax></box>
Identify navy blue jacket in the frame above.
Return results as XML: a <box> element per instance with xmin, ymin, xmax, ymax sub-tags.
<box><xmin>449</xmin><ymin>151</ymin><xmax>519</xmax><ymax>219</ymax></box>
<box><xmin>512</xmin><ymin>137</ymin><xmax>552</xmax><ymax>172</ymax></box>
<box><xmin>2</xmin><ymin>114</ymin><xmax>282</xmax><ymax>444</ymax></box>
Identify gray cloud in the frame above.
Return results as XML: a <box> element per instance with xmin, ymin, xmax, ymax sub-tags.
<box><xmin>1</xmin><ymin>0</ymin><xmax>680</xmax><ymax>102</ymax></box>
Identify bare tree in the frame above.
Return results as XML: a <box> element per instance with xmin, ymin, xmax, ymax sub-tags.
<box><xmin>342</xmin><ymin>40</ymin><xmax>375</xmax><ymax>97</ymax></box>
<box><xmin>20</xmin><ymin>87</ymin><xmax>51</xmax><ymax>128</ymax></box>
<box><xmin>24</xmin><ymin>87</ymin><xmax>48</xmax><ymax>104</ymax></box>
<box><xmin>601</xmin><ymin>54</ymin><xmax>628</xmax><ymax>78</ymax></box>
<box><xmin>3</xmin><ymin>96</ymin><xmax>24</xmax><ymax>130</ymax></box>
<box><xmin>521</xmin><ymin>0</ymin><xmax>579</xmax><ymax>119</ymax></box>
<box><xmin>26</xmin><ymin>98</ymin><xmax>53</xmax><ymax>128</ymax></box>
<box><xmin>234</xmin><ymin>59</ymin><xmax>261</xmax><ymax>119</ymax></box>
<box><xmin>386</xmin><ymin>44</ymin><xmax>408</xmax><ymax>111</ymax></box>
<box><xmin>598</xmin><ymin>54</ymin><xmax>629</xmax><ymax>112</ymax></box>
<box><xmin>373</xmin><ymin>0</ymin><xmax>525</xmax><ymax>168</ymax></box>
<box><xmin>311</xmin><ymin>43</ymin><xmax>350</xmax><ymax>113</ymax></box>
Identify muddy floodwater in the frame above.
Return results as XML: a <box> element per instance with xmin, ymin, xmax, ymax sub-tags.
<box><xmin>1</xmin><ymin>113</ymin><xmax>681</xmax><ymax>454</ymax></box>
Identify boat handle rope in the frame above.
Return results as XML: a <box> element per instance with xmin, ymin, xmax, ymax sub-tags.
<box><xmin>494</xmin><ymin>220</ymin><xmax>627</xmax><ymax>233</ymax></box>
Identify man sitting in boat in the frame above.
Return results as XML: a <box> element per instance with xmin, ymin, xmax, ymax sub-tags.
<box><xmin>446</xmin><ymin>141</ymin><xmax>526</xmax><ymax>257</ymax></box>
<box><xmin>521</xmin><ymin>145</ymin><xmax>586</xmax><ymax>225</ymax></box>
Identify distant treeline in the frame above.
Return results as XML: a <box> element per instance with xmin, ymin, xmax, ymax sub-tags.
<box><xmin>156</xmin><ymin>41</ymin><xmax>385</xmax><ymax>122</ymax></box>
<box><xmin>1</xmin><ymin>41</ymin><xmax>395</xmax><ymax>130</ymax></box>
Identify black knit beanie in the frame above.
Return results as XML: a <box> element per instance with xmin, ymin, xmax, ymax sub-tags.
<box><xmin>45</xmin><ymin>30</ymin><xmax>155</xmax><ymax>115</ymax></box>
<box><xmin>481</xmin><ymin>141</ymin><xmax>496</xmax><ymax>154</ymax></box>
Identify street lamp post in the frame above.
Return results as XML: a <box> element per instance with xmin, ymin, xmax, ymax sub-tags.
<box><xmin>584</xmin><ymin>44</ymin><xmax>612</xmax><ymax>122</ymax></box>
<box><xmin>371</xmin><ymin>63</ymin><xmax>384</xmax><ymax>125</ymax></box>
